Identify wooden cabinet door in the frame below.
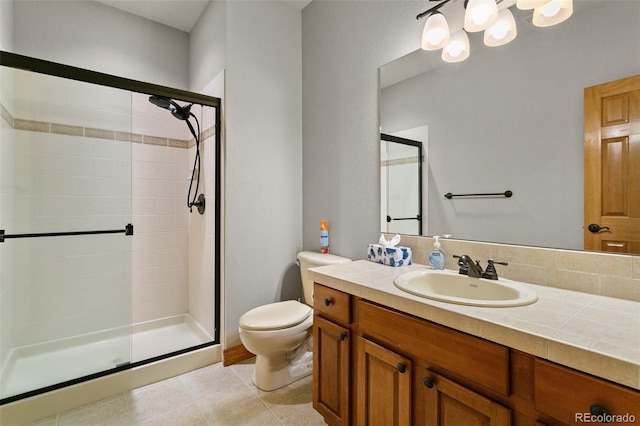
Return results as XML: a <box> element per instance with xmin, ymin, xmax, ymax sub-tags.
<box><xmin>356</xmin><ymin>337</ymin><xmax>411</xmax><ymax>426</ymax></box>
<box><xmin>418</xmin><ymin>369</ymin><xmax>511</xmax><ymax>426</ymax></box>
<box><xmin>313</xmin><ymin>315</ymin><xmax>350</xmax><ymax>426</ymax></box>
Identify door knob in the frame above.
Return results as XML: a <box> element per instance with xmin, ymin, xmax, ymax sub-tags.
<box><xmin>588</xmin><ymin>224</ymin><xmax>610</xmax><ymax>233</ymax></box>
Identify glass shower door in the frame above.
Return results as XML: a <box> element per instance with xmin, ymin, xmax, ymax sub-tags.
<box><xmin>381</xmin><ymin>134</ymin><xmax>423</xmax><ymax>235</ymax></box>
<box><xmin>0</xmin><ymin>65</ymin><xmax>133</xmax><ymax>401</ymax></box>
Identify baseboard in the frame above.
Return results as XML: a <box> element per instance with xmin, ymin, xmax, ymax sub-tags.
<box><xmin>223</xmin><ymin>343</ymin><xmax>254</xmax><ymax>366</ymax></box>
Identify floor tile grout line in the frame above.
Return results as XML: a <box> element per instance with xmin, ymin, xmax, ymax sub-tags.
<box><xmin>229</xmin><ymin>364</ymin><xmax>285</xmax><ymax>425</ymax></box>
<box><xmin>179</xmin><ymin>373</ymin><xmax>214</xmax><ymax>426</ymax></box>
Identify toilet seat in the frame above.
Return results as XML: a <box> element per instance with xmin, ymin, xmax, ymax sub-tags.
<box><xmin>239</xmin><ymin>300</ymin><xmax>312</xmax><ymax>331</ymax></box>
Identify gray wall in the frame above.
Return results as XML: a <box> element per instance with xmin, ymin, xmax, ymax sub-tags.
<box><xmin>189</xmin><ymin>0</ymin><xmax>226</xmax><ymax>93</ymax></box>
<box><xmin>190</xmin><ymin>0</ymin><xmax>303</xmax><ymax>346</ymax></box>
<box><xmin>223</xmin><ymin>1</ymin><xmax>303</xmax><ymax>346</ymax></box>
<box><xmin>381</xmin><ymin>2</ymin><xmax>640</xmax><ymax>250</ymax></box>
<box><xmin>302</xmin><ymin>1</ymin><xmax>422</xmax><ymax>259</ymax></box>
<box><xmin>12</xmin><ymin>0</ymin><xmax>190</xmax><ymax>90</ymax></box>
<box><xmin>0</xmin><ymin>0</ymin><xmax>13</xmax><ymax>51</ymax></box>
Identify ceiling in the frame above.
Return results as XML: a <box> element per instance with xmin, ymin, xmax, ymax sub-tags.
<box><xmin>94</xmin><ymin>0</ymin><xmax>312</xmax><ymax>33</ymax></box>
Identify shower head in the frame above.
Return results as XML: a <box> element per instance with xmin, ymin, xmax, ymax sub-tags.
<box><xmin>148</xmin><ymin>95</ymin><xmax>192</xmax><ymax>121</ymax></box>
<box><xmin>148</xmin><ymin>95</ymin><xmax>204</xmax><ymax>214</ymax></box>
<box><xmin>148</xmin><ymin>95</ymin><xmax>172</xmax><ymax>110</ymax></box>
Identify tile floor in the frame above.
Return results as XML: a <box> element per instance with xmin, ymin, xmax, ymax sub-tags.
<box><xmin>27</xmin><ymin>359</ymin><xmax>325</xmax><ymax>426</ymax></box>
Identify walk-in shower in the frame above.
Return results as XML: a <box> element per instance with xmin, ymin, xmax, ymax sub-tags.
<box><xmin>0</xmin><ymin>52</ymin><xmax>221</xmax><ymax>407</ymax></box>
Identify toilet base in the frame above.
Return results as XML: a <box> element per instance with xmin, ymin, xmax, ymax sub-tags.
<box><xmin>252</xmin><ymin>336</ymin><xmax>313</xmax><ymax>391</ymax></box>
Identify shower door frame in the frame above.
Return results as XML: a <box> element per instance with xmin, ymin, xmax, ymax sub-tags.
<box><xmin>0</xmin><ymin>51</ymin><xmax>222</xmax><ymax>404</ymax></box>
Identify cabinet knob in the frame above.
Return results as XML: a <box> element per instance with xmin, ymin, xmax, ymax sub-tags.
<box><xmin>590</xmin><ymin>404</ymin><xmax>611</xmax><ymax>417</ymax></box>
<box><xmin>324</xmin><ymin>298</ymin><xmax>333</xmax><ymax>306</ymax></box>
<box><xmin>423</xmin><ymin>376</ymin><xmax>434</xmax><ymax>388</ymax></box>
<box><xmin>396</xmin><ymin>363</ymin><xmax>406</xmax><ymax>374</ymax></box>
<box><xmin>338</xmin><ymin>332</ymin><xmax>346</xmax><ymax>341</ymax></box>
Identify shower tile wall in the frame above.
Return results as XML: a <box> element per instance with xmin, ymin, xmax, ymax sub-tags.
<box><xmin>131</xmin><ymin>93</ymin><xmax>192</xmax><ymax>324</ymax></box>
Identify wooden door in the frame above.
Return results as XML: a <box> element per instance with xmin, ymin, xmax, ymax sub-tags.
<box><xmin>419</xmin><ymin>369</ymin><xmax>511</xmax><ymax>426</ymax></box>
<box><xmin>313</xmin><ymin>315</ymin><xmax>350</xmax><ymax>426</ymax></box>
<box><xmin>356</xmin><ymin>337</ymin><xmax>411</xmax><ymax>426</ymax></box>
<box><xmin>584</xmin><ymin>74</ymin><xmax>640</xmax><ymax>254</ymax></box>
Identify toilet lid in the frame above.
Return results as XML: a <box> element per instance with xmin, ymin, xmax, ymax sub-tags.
<box><xmin>239</xmin><ymin>300</ymin><xmax>312</xmax><ymax>331</ymax></box>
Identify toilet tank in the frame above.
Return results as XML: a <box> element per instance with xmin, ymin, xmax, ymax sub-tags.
<box><xmin>297</xmin><ymin>251</ymin><xmax>351</xmax><ymax>306</ymax></box>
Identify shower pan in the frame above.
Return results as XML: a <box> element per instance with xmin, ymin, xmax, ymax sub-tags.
<box><xmin>0</xmin><ymin>51</ymin><xmax>222</xmax><ymax>406</ymax></box>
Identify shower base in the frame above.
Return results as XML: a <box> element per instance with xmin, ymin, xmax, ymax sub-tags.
<box><xmin>0</xmin><ymin>314</ymin><xmax>212</xmax><ymax>400</ymax></box>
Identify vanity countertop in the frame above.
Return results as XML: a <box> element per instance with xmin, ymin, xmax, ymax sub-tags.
<box><xmin>310</xmin><ymin>260</ymin><xmax>640</xmax><ymax>391</ymax></box>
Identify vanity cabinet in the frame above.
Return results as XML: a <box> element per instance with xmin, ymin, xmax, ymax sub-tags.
<box><xmin>313</xmin><ymin>285</ymin><xmax>352</xmax><ymax>426</ymax></box>
<box><xmin>312</xmin><ymin>283</ymin><xmax>640</xmax><ymax>426</ymax></box>
<box><xmin>356</xmin><ymin>299</ymin><xmax>512</xmax><ymax>426</ymax></box>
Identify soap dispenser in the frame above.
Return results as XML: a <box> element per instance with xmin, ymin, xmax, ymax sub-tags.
<box><xmin>428</xmin><ymin>236</ymin><xmax>445</xmax><ymax>270</ymax></box>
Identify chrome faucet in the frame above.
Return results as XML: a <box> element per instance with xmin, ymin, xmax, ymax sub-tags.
<box><xmin>453</xmin><ymin>255</ymin><xmax>509</xmax><ymax>280</ymax></box>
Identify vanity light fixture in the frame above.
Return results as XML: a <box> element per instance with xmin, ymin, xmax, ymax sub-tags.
<box><xmin>532</xmin><ymin>0</ymin><xmax>573</xmax><ymax>27</ymax></box>
<box><xmin>464</xmin><ymin>0</ymin><xmax>499</xmax><ymax>32</ymax></box>
<box><xmin>484</xmin><ymin>8</ymin><xmax>517</xmax><ymax>47</ymax></box>
<box><xmin>422</xmin><ymin>11</ymin><xmax>451</xmax><ymax>50</ymax></box>
<box><xmin>417</xmin><ymin>0</ymin><xmax>573</xmax><ymax>62</ymax></box>
<box><xmin>442</xmin><ymin>30</ymin><xmax>471</xmax><ymax>62</ymax></box>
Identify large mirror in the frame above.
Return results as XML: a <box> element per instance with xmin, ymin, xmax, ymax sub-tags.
<box><xmin>380</xmin><ymin>0</ymin><xmax>640</xmax><ymax>252</ymax></box>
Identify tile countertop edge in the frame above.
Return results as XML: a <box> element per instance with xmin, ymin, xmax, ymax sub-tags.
<box><xmin>309</xmin><ymin>260</ymin><xmax>640</xmax><ymax>391</ymax></box>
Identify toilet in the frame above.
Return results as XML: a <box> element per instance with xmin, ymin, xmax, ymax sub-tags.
<box><xmin>238</xmin><ymin>251</ymin><xmax>351</xmax><ymax>391</ymax></box>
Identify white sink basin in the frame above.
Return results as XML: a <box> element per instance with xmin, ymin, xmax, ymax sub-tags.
<box><xmin>393</xmin><ymin>269</ymin><xmax>537</xmax><ymax>307</ymax></box>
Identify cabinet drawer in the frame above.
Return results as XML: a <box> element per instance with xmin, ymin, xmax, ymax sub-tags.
<box><xmin>314</xmin><ymin>284</ymin><xmax>351</xmax><ymax>325</ymax></box>
<box><xmin>535</xmin><ymin>359</ymin><xmax>640</xmax><ymax>424</ymax></box>
<box><xmin>357</xmin><ymin>300</ymin><xmax>510</xmax><ymax>395</ymax></box>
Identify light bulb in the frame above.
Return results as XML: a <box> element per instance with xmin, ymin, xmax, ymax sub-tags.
<box><xmin>464</xmin><ymin>0</ymin><xmax>499</xmax><ymax>32</ymax></box>
<box><xmin>490</xmin><ymin>22</ymin><xmax>509</xmax><ymax>40</ymax></box>
<box><xmin>472</xmin><ymin>5</ymin><xmax>492</xmax><ymax>25</ymax></box>
<box><xmin>484</xmin><ymin>8</ymin><xmax>517</xmax><ymax>47</ymax></box>
<box><xmin>421</xmin><ymin>12</ymin><xmax>450</xmax><ymax>51</ymax></box>
<box><xmin>542</xmin><ymin>0</ymin><xmax>561</xmax><ymax>17</ymax></box>
<box><xmin>449</xmin><ymin>44</ymin><xmax>463</xmax><ymax>57</ymax></box>
<box><xmin>428</xmin><ymin>29</ymin><xmax>446</xmax><ymax>45</ymax></box>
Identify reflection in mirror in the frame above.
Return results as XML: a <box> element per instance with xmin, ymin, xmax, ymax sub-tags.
<box><xmin>379</xmin><ymin>0</ymin><xmax>640</xmax><ymax>252</ymax></box>
<box><xmin>381</xmin><ymin>133</ymin><xmax>424</xmax><ymax>235</ymax></box>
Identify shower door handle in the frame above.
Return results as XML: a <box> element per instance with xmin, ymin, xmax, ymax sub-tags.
<box><xmin>0</xmin><ymin>224</ymin><xmax>133</xmax><ymax>243</ymax></box>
